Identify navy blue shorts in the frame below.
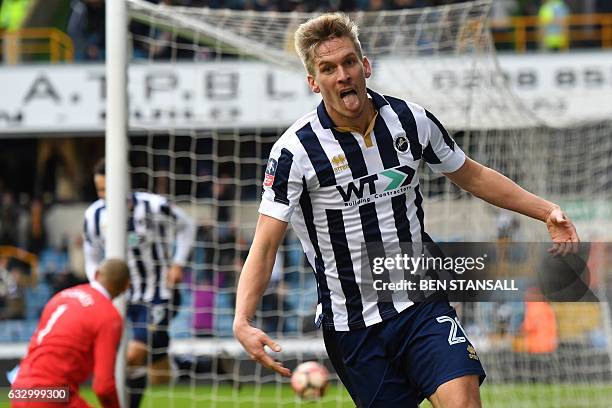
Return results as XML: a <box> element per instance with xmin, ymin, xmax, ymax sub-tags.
<box><xmin>126</xmin><ymin>290</ymin><xmax>181</xmax><ymax>362</ymax></box>
<box><xmin>323</xmin><ymin>300</ymin><xmax>485</xmax><ymax>408</ymax></box>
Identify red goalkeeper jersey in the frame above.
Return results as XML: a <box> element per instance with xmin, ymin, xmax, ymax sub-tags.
<box><xmin>12</xmin><ymin>283</ymin><xmax>123</xmax><ymax>408</ymax></box>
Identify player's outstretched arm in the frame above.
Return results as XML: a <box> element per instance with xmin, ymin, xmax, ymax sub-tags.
<box><xmin>445</xmin><ymin>157</ymin><xmax>579</xmax><ymax>249</ymax></box>
<box><xmin>234</xmin><ymin>214</ymin><xmax>291</xmax><ymax>377</ymax></box>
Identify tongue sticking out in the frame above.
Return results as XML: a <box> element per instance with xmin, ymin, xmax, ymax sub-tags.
<box><xmin>341</xmin><ymin>91</ymin><xmax>359</xmax><ymax>110</ymax></box>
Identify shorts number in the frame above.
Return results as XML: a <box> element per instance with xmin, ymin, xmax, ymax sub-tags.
<box><xmin>37</xmin><ymin>304</ymin><xmax>68</xmax><ymax>345</ymax></box>
<box><xmin>436</xmin><ymin>315</ymin><xmax>467</xmax><ymax>345</ymax></box>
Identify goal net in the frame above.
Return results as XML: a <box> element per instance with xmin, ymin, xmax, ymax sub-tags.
<box><xmin>120</xmin><ymin>0</ymin><xmax>612</xmax><ymax>406</ymax></box>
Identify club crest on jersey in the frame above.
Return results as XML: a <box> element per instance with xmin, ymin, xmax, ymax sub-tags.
<box><xmin>127</xmin><ymin>231</ymin><xmax>146</xmax><ymax>248</ymax></box>
<box><xmin>263</xmin><ymin>158</ymin><xmax>278</xmax><ymax>187</ymax></box>
<box><xmin>394</xmin><ymin>135</ymin><xmax>409</xmax><ymax>153</ymax></box>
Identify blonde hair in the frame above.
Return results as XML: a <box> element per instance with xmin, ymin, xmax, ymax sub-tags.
<box><xmin>294</xmin><ymin>13</ymin><xmax>363</xmax><ymax>76</ymax></box>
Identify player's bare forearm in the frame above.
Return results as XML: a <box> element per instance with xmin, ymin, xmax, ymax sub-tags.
<box><xmin>234</xmin><ymin>252</ymin><xmax>275</xmax><ymax>327</ymax></box>
<box><xmin>234</xmin><ymin>215</ymin><xmax>287</xmax><ymax>327</ymax></box>
<box><xmin>233</xmin><ymin>215</ymin><xmax>291</xmax><ymax>377</ymax></box>
<box><xmin>446</xmin><ymin>158</ymin><xmax>579</xmax><ymax>245</ymax></box>
<box><xmin>446</xmin><ymin>158</ymin><xmax>556</xmax><ymax>222</ymax></box>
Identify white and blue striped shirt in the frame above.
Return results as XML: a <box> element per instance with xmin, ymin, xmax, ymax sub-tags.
<box><xmin>259</xmin><ymin>89</ymin><xmax>465</xmax><ymax>331</ymax></box>
<box><xmin>83</xmin><ymin>191</ymin><xmax>196</xmax><ymax>303</ymax></box>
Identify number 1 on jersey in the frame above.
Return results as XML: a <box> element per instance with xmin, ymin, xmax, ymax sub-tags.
<box><xmin>37</xmin><ymin>304</ymin><xmax>68</xmax><ymax>345</ymax></box>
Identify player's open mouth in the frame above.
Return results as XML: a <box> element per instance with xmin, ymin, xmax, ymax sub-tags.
<box><xmin>339</xmin><ymin>89</ymin><xmax>357</xmax><ymax>98</ymax></box>
<box><xmin>340</xmin><ymin>89</ymin><xmax>359</xmax><ymax>109</ymax></box>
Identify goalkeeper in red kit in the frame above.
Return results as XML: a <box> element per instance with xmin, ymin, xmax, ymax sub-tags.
<box><xmin>11</xmin><ymin>259</ymin><xmax>130</xmax><ymax>408</ymax></box>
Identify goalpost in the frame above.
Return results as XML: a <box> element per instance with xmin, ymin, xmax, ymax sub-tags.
<box><xmin>106</xmin><ymin>0</ymin><xmax>129</xmax><ymax>407</ymax></box>
<box><xmin>103</xmin><ymin>0</ymin><xmax>612</xmax><ymax>406</ymax></box>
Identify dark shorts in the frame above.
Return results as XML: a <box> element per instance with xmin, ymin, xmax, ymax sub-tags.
<box><xmin>126</xmin><ymin>290</ymin><xmax>181</xmax><ymax>362</ymax></box>
<box><xmin>323</xmin><ymin>300</ymin><xmax>486</xmax><ymax>408</ymax></box>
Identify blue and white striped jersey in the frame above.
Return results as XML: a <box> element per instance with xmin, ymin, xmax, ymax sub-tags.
<box><xmin>83</xmin><ymin>191</ymin><xmax>196</xmax><ymax>303</ymax></box>
<box><xmin>259</xmin><ymin>89</ymin><xmax>465</xmax><ymax>331</ymax></box>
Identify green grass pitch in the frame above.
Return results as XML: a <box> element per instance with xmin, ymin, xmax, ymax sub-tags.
<box><xmin>2</xmin><ymin>383</ymin><xmax>611</xmax><ymax>407</ymax></box>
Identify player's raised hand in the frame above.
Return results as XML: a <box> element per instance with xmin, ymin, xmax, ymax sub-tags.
<box><xmin>167</xmin><ymin>264</ymin><xmax>184</xmax><ymax>287</ymax></box>
<box><xmin>234</xmin><ymin>322</ymin><xmax>291</xmax><ymax>377</ymax></box>
<box><xmin>545</xmin><ymin>206</ymin><xmax>579</xmax><ymax>256</ymax></box>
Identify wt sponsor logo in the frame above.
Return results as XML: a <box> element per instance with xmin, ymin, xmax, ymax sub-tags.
<box><xmin>335</xmin><ymin>165</ymin><xmax>415</xmax><ymax>205</ymax></box>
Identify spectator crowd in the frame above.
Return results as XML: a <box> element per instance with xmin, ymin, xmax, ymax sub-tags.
<box><xmin>60</xmin><ymin>0</ymin><xmax>612</xmax><ymax>61</ymax></box>
<box><xmin>2</xmin><ymin>0</ymin><xmax>612</xmax><ymax>61</ymax></box>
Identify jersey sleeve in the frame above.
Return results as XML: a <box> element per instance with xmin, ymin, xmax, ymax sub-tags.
<box><xmin>92</xmin><ymin>313</ymin><xmax>122</xmax><ymax>408</ymax></box>
<box><xmin>83</xmin><ymin>210</ymin><xmax>104</xmax><ymax>282</ymax></box>
<box><xmin>422</xmin><ymin>110</ymin><xmax>466</xmax><ymax>174</ymax></box>
<box><xmin>258</xmin><ymin>142</ymin><xmax>304</xmax><ymax>223</ymax></box>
